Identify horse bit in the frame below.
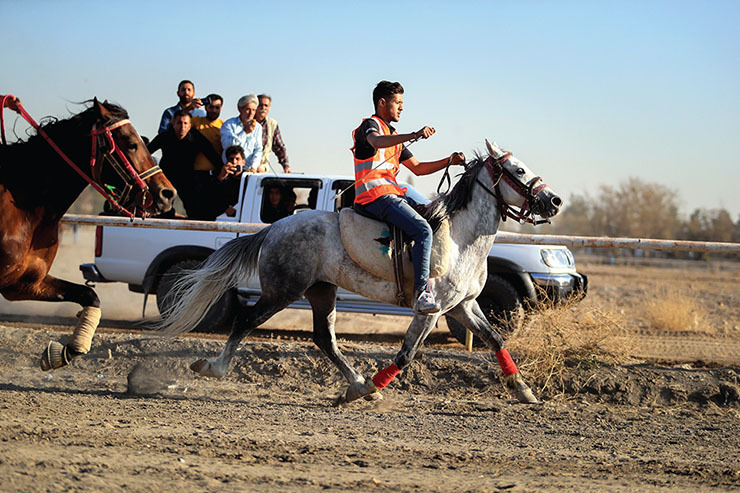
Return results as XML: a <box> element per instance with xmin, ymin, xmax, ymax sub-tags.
<box><xmin>478</xmin><ymin>152</ymin><xmax>551</xmax><ymax>225</ymax></box>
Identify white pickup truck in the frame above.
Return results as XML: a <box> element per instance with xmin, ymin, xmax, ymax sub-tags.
<box><xmin>81</xmin><ymin>172</ymin><xmax>587</xmax><ymax>344</ymax></box>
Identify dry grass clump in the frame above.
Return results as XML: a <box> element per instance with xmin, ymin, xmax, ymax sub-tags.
<box><xmin>638</xmin><ymin>287</ymin><xmax>710</xmax><ymax>333</ymax></box>
<box><xmin>506</xmin><ymin>299</ymin><xmax>633</xmax><ymax>394</ymax></box>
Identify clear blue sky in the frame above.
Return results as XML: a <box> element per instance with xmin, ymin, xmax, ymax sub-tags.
<box><xmin>2</xmin><ymin>0</ymin><xmax>738</xmax><ymax>219</ymax></box>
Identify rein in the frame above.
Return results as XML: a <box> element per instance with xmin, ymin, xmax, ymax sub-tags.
<box><xmin>476</xmin><ymin>153</ymin><xmax>551</xmax><ymax>225</ymax></box>
<box><xmin>1</xmin><ymin>95</ymin><xmax>160</xmax><ymax>218</ymax></box>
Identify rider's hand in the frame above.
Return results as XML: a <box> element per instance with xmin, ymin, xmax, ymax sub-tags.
<box><xmin>449</xmin><ymin>152</ymin><xmax>466</xmax><ymax>166</ymax></box>
<box><xmin>414</xmin><ymin>126</ymin><xmax>435</xmax><ymax>140</ymax></box>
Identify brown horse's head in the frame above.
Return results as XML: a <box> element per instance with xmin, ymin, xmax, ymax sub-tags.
<box><xmin>91</xmin><ymin>99</ymin><xmax>176</xmax><ymax>216</ymax></box>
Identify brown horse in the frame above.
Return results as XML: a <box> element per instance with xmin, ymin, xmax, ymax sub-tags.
<box><xmin>0</xmin><ymin>99</ymin><xmax>176</xmax><ymax>370</ymax></box>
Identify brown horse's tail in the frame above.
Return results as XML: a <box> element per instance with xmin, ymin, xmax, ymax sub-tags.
<box><xmin>155</xmin><ymin>227</ymin><xmax>271</xmax><ymax>336</ymax></box>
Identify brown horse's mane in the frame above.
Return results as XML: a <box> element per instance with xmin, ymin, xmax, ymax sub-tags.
<box><xmin>0</xmin><ymin>100</ymin><xmax>129</xmax><ymax>210</ymax></box>
<box><xmin>418</xmin><ymin>155</ymin><xmax>485</xmax><ymax>231</ymax></box>
<box><xmin>1</xmin><ymin>100</ymin><xmax>128</xmax><ymax>151</ymax></box>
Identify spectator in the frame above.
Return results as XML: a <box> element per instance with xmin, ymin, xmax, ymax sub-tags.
<box><xmin>220</xmin><ymin>94</ymin><xmax>262</xmax><ymax>171</ymax></box>
<box><xmin>210</xmin><ymin>145</ymin><xmax>247</xmax><ymax>218</ymax></box>
<box><xmin>282</xmin><ymin>189</ymin><xmax>297</xmax><ymax>215</ymax></box>
<box><xmin>255</xmin><ymin>94</ymin><xmax>291</xmax><ymax>173</ymax></box>
<box><xmin>191</xmin><ymin>93</ymin><xmax>224</xmax><ymax>172</ymax></box>
<box><xmin>147</xmin><ymin>110</ymin><xmax>222</xmax><ymax>218</ymax></box>
<box><xmin>158</xmin><ymin>80</ymin><xmax>206</xmax><ymax>134</ymax></box>
<box><xmin>261</xmin><ymin>185</ymin><xmax>289</xmax><ymax>223</ymax></box>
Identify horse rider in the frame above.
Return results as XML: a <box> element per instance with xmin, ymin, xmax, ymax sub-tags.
<box><xmin>351</xmin><ymin>80</ymin><xmax>465</xmax><ymax>314</ymax></box>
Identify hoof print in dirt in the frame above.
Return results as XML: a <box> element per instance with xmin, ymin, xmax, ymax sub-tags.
<box><xmin>126</xmin><ymin>362</ymin><xmax>177</xmax><ymax>396</ymax></box>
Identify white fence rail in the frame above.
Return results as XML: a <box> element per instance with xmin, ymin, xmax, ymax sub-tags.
<box><xmin>60</xmin><ymin>214</ymin><xmax>740</xmax><ymax>255</ymax></box>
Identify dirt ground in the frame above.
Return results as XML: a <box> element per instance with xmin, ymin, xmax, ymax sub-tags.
<box><xmin>1</xmin><ymin>226</ymin><xmax>740</xmax><ymax>491</ymax></box>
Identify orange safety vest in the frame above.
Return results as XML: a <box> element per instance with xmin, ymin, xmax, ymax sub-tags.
<box><xmin>351</xmin><ymin>116</ymin><xmax>407</xmax><ymax>205</ymax></box>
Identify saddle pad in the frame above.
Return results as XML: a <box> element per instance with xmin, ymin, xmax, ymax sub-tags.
<box><xmin>339</xmin><ymin>208</ymin><xmax>451</xmax><ymax>283</ymax></box>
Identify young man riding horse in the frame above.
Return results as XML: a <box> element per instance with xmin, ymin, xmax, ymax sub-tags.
<box><xmin>351</xmin><ymin>81</ymin><xmax>465</xmax><ymax>314</ymax></box>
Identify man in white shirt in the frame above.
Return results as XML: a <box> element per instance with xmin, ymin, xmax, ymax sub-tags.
<box><xmin>220</xmin><ymin>94</ymin><xmax>263</xmax><ymax>172</ymax></box>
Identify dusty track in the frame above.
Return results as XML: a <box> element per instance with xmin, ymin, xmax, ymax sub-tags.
<box><xmin>1</xmin><ymin>325</ymin><xmax>739</xmax><ymax>492</ymax></box>
<box><xmin>2</xmin><ymin>226</ymin><xmax>740</xmax><ymax>491</ymax></box>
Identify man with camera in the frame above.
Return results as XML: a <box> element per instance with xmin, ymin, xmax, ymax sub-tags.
<box><xmin>191</xmin><ymin>93</ymin><xmax>225</xmax><ymax>172</ymax></box>
<box><xmin>198</xmin><ymin>145</ymin><xmax>247</xmax><ymax>219</ymax></box>
<box><xmin>157</xmin><ymin>79</ymin><xmax>207</xmax><ymax>134</ymax></box>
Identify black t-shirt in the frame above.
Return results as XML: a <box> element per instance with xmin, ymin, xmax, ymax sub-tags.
<box><xmin>353</xmin><ymin>116</ymin><xmax>413</xmax><ymax>162</ymax></box>
<box><xmin>148</xmin><ymin>128</ymin><xmax>223</xmax><ymax>217</ymax></box>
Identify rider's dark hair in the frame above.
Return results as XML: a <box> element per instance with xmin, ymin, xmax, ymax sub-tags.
<box><xmin>373</xmin><ymin>81</ymin><xmax>404</xmax><ymax>109</ymax></box>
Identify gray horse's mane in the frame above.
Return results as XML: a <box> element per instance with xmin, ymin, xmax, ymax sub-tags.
<box><xmin>418</xmin><ymin>155</ymin><xmax>486</xmax><ymax>231</ymax></box>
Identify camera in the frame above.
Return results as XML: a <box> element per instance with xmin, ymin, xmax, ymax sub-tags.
<box><xmin>200</xmin><ymin>96</ymin><xmax>211</xmax><ymax>106</ymax></box>
<box><xmin>234</xmin><ymin>164</ymin><xmax>244</xmax><ymax>173</ymax></box>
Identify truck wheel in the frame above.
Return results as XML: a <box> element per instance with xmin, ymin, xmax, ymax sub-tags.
<box><xmin>445</xmin><ymin>274</ymin><xmax>524</xmax><ymax>348</ymax></box>
<box><xmin>156</xmin><ymin>259</ymin><xmax>237</xmax><ymax>333</ymax></box>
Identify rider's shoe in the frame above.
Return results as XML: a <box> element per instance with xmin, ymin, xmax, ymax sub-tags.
<box><xmin>413</xmin><ymin>287</ymin><xmax>441</xmax><ymax>314</ymax></box>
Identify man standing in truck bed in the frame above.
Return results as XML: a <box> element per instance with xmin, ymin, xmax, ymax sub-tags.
<box><xmin>351</xmin><ymin>80</ymin><xmax>464</xmax><ymax>314</ymax></box>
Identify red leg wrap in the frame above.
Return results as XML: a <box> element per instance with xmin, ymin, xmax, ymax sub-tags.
<box><xmin>372</xmin><ymin>363</ymin><xmax>400</xmax><ymax>390</ymax></box>
<box><xmin>495</xmin><ymin>349</ymin><xmax>518</xmax><ymax>376</ymax></box>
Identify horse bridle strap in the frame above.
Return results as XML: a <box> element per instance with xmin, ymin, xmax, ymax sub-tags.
<box><xmin>1</xmin><ymin>95</ymin><xmax>156</xmax><ymax>218</ymax></box>
<box><xmin>90</xmin><ymin>119</ymin><xmax>160</xmax><ymax>212</ymax></box>
<box><xmin>478</xmin><ymin>154</ymin><xmax>551</xmax><ymax>225</ymax></box>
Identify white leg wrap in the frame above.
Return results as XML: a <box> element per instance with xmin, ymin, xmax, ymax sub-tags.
<box><xmin>67</xmin><ymin>306</ymin><xmax>102</xmax><ymax>355</ymax></box>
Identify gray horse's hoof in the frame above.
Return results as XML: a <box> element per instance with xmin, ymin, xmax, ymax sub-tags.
<box><xmin>190</xmin><ymin>359</ymin><xmax>225</xmax><ymax>378</ymax></box>
<box><xmin>334</xmin><ymin>380</ymin><xmax>381</xmax><ymax>406</ymax></box>
<box><xmin>506</xmin><ymin>373</ymin><xmax>539</xmax><ymax>404</ymax></box>
<box><xmin>40</xmin><ymin>341</ymin><xmax>70</xmax><ymax>371</ymax></box>
<box><xmin>516</xmin><ymin>386</ymin><xmax>539</xmax><ymax>404</ymax></box>
<box><xmin>190</xmin><ymin>359</ymin><xmax>208</xmax><ymax>374</ymax></box>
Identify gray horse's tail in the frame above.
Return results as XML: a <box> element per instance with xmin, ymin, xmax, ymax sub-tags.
<box><xmin>155</xmin><ymin>227</ymin><xmax>271</xmax><ymax>336</ymax></box>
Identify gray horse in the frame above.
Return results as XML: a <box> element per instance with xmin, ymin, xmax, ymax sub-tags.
<box><xmin>157</xmin><ymin>140</ymin><xmax>562</xmax><ymax>404</ymax></box>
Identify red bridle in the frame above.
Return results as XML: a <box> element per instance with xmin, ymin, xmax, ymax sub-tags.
<box><xmin>1</xmin><ymin>95</ymin><xmax>161</xmax><ymax>218</ymax></box>
<box><xmin>90</xmin><ymin>119</ymin><xmax>161</xmax><ymax>214</ymax></box>
<box><xmin>478</xmin><ymin>153</ymin><xmax>551</xmax><ymax>225</ymax></box>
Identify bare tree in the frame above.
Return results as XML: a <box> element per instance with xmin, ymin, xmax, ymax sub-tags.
<box><xmin>551</xmin><ymin>177</ymin><xmax>681</xmax><ymax>239</ymax></box>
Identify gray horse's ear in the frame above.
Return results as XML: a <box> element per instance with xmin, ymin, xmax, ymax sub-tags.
<box><xmin>485</xmin><ymin>139</ymin><xmax>499</xmax><ymax>158</ymax></box>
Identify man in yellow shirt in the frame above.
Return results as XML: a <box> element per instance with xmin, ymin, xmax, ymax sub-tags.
<box><xmin>191</xmin><ymin>94</ymin><xmax>224</xmax><ymax>171</ymax></box>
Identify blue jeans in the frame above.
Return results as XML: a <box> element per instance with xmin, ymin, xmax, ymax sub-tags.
<box><xmin>355</xmin><ymin>194</ymin><xmax>432</xmax><ymax>294</ymax></box>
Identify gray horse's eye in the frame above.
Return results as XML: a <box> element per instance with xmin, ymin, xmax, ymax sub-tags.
<box><xmin>516</xmin><ymin>168</ymin><xmax>525</xmax><ymax>175</ymax></box>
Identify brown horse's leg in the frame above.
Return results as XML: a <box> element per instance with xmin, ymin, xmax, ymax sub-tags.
<box><xmin>2</xmin><ymin>273</ymin><xmax>101</xmax><ymax>370</ymax></box>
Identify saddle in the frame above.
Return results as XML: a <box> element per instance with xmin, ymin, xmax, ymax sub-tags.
<box><xmin>339</xmin><ymin>208</ymin><xmax>452</xmax><ymax>304</ymax></box>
